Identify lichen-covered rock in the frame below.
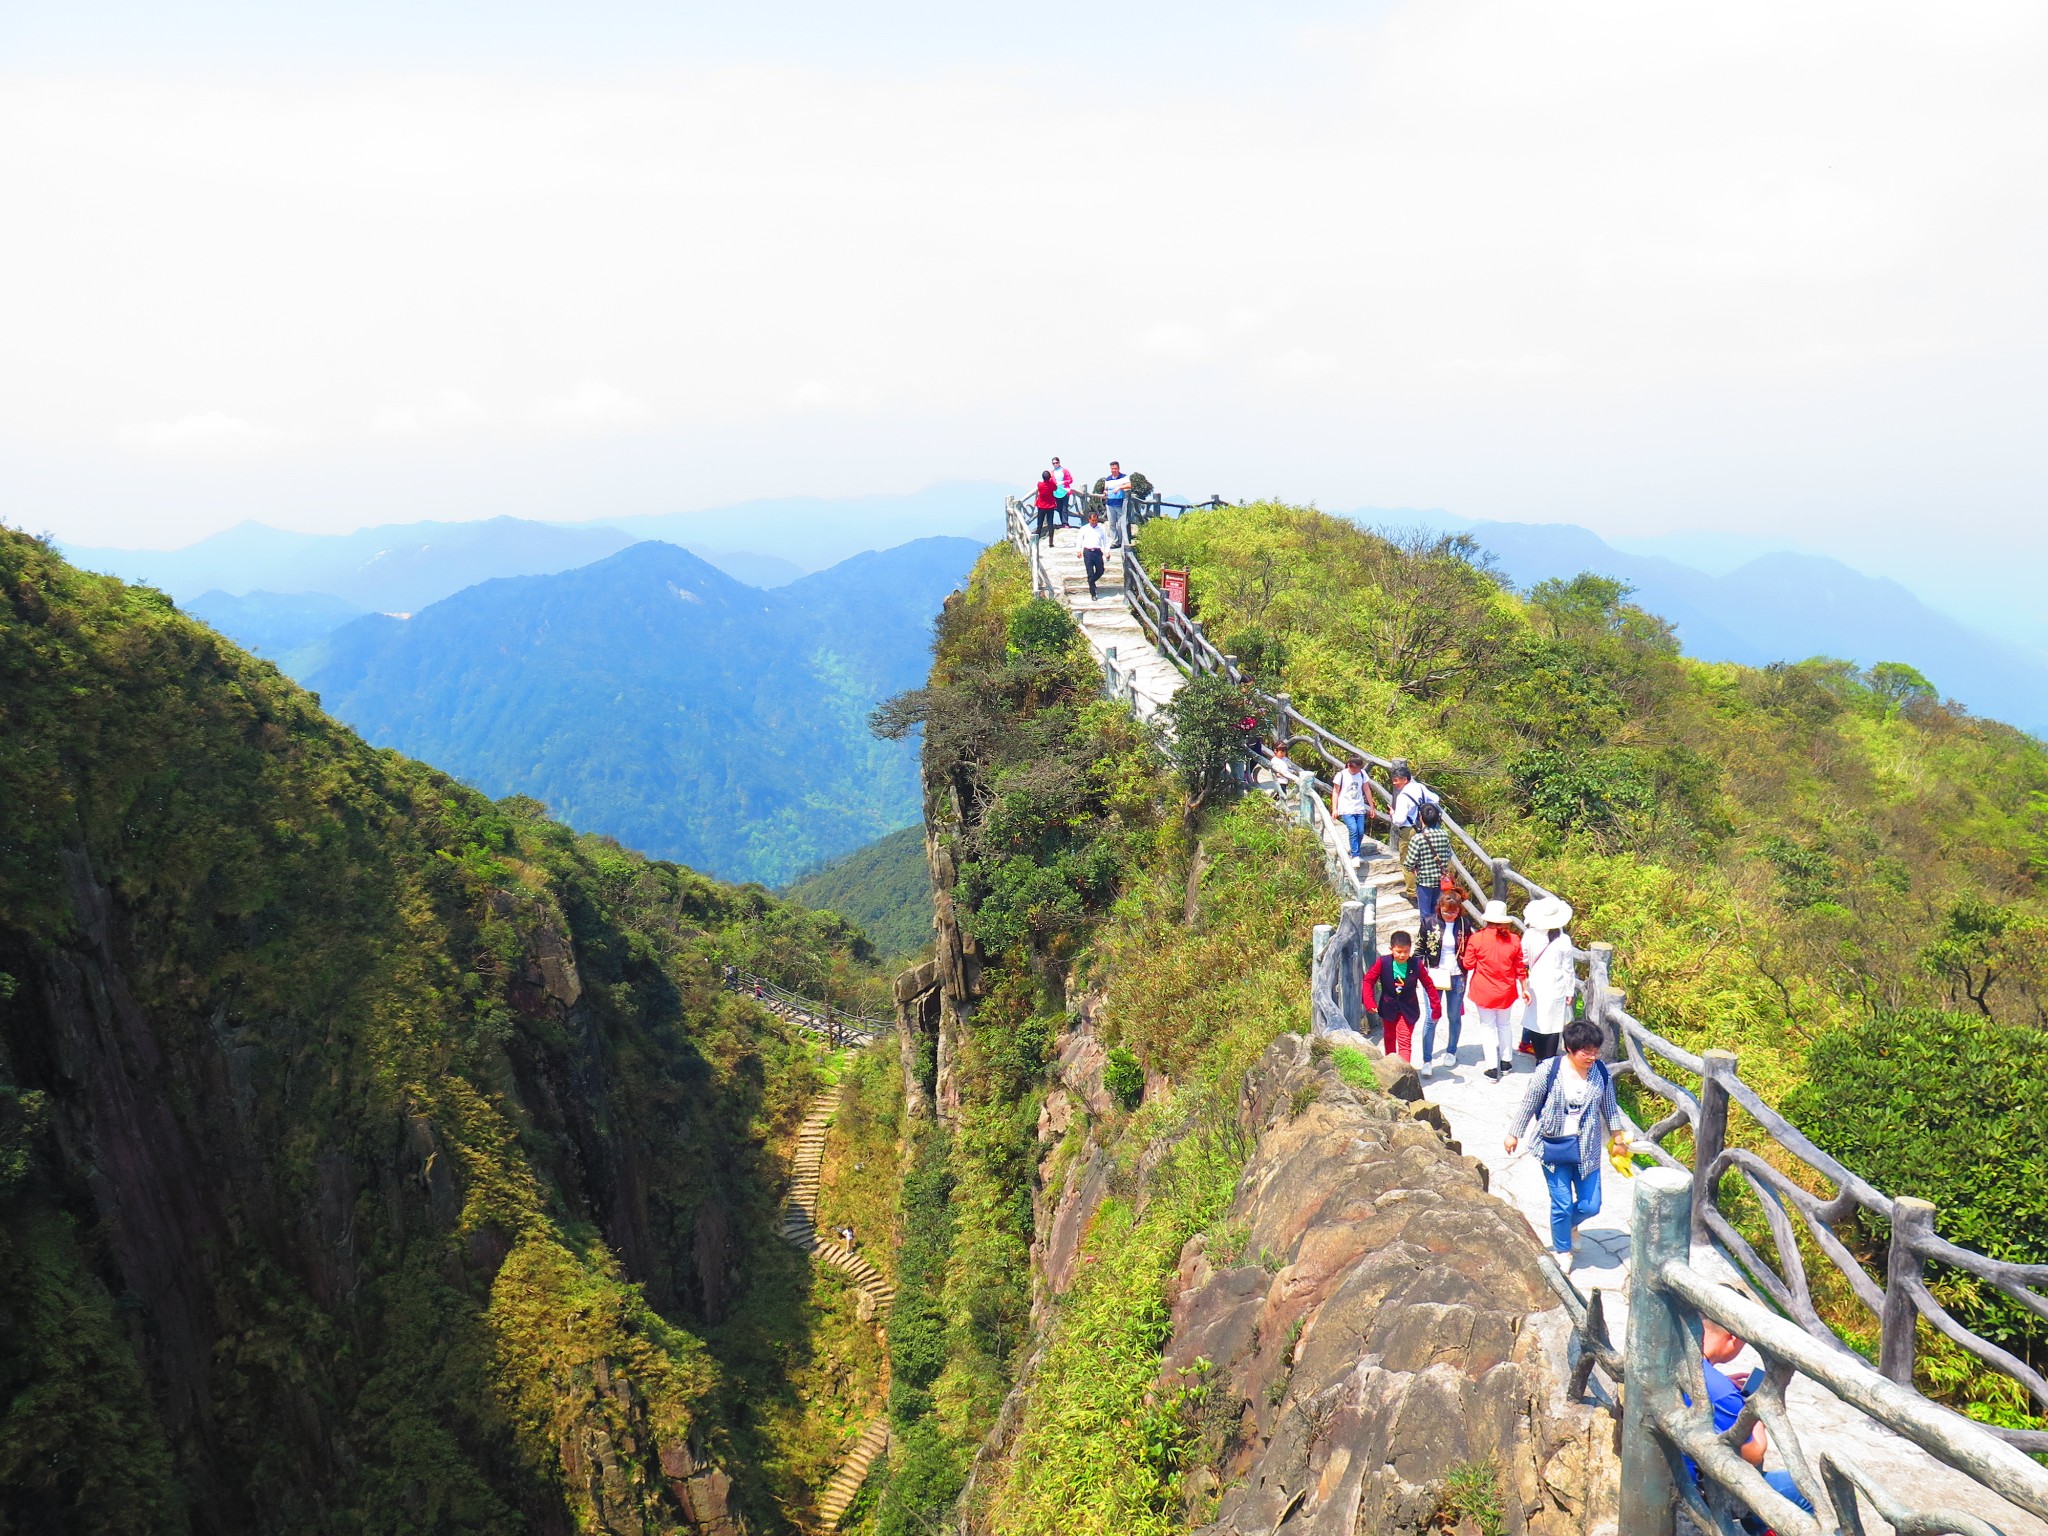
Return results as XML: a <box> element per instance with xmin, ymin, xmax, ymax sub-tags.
<box><xmin>1172</xmin><ymin>1035</ymin><xmax>1619</xmax><ymax>1536</ymax></box>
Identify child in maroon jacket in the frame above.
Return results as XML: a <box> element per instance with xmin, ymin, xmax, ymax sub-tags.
<box><xmin>1360</xmin><ymin>931</ymin><xmax>1441</xmax><ymax>1062</ymax></box>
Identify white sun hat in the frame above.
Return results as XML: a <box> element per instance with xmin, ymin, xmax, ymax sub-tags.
<box><xmin>1525</xmin><ymin>896</ymin><xmax>1575</xmax><ymax>931</ymax></box>
<box><xmin>1480</xmin><ymin>899</ymin><xmax>1512</xmax><ymax>925</ymax></box>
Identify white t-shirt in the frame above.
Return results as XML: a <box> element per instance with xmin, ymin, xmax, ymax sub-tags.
<box><xmin>1078</xmin><ymin>522</ymin><xmax>1111</xmax><ymax>552</ymax></box>
<box><xmin>1558</xmin><ymin>1067</ymin><xmax>1596</xmax><ymax>1137</ymax></box>
<box><xmin>1391</xmin><ymin>779</ymin><xmax>1439</xmax><ymax>827</ymax></box>
<box><xmin>1332</xmin><ymin>767</ymin><xmax>1370</xmax><ymax>815</ymax></box>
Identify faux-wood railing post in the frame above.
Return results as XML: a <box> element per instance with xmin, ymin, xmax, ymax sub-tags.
<box><xmin>1619</xmin><ymin>1167</ymin><xmax>1689</xmax><ymax>1536</ymax></box>
<box><xmin>1692</xmin><ymin>1049</ymin><xmax>1738</xmax><ymax>1252</ymax></box>
<box><xmin>1587</xmin><ymin>943</ymin><xmax>1618</xmax><ymax>1062</ymax></box>
<box><xmin>1272</xmin><ymin>693</ymin><xmax>1292</xmax><ymax>753</ymax></box>
<box><xmin>1340</xmin><ymin>900</ymin><xmax>1365</xmax><ymax>1031</ymax></box>
<box><xmin>1881</xmin><ymin>1196</ymin><xmax>1936</xmax><ymax>1387</ymax></box>
<box><xmin>1490</xmin><ymin>858</ymin><xmax>1509</xmax><ymax>902</ymax></box>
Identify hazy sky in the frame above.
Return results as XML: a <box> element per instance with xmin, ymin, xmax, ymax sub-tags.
<box><xmin>4</xmin><ymin>1</ymin><xmax>2045</xmax><ymax>632</ymax></box>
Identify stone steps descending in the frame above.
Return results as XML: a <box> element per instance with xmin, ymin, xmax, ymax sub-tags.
<box><xmin>815</xmin><ymin>1419</ymin><xmax>890</xmax><ymax>1527</ymax></box>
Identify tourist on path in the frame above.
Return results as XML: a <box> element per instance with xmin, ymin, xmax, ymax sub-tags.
<box><xmin>1033</xmin><ymin>470</ymin><xmax>1059</xmax><ymax>544</ymax></box>
<box><xmin>1329</xmin><ymin>753</ymin><xmax>1372</xmax><ymax>862</ymax></box>
<box><xmin>1103</xmin><ymin>460</ymin><xmax>1132</xmax><ymax>546</ymax></box>
<box><xmin>1403</xmin><ymin>800</ymin><xmax>1453</xmax><ymax>922</ymax></box>
<box><xmin>1520</xmin><ymin>895</ymin><xmax>1577</xmax><ymax>1062</ymax></box>
<box><xmin>1386</xmin><ymin>759</ymin><xmax>1439</xmax><ymax>889</ymax></box>
<box><xmin>1417</xmin><ymin>878</ymin><xmax>1468</xmax><ymax>1076</ymax></box>
<box><xmin>1504</xmin><ymin>1018</ymin><xmax>1632</xmax><ymax>1272</ymax></box>
<box><xmin>1459</xmin><ymin>899</ymin><xmax>1530</xmax><ymax>1080</ymax></box>
<box><xmin>1360</xmin><ymin>930</ymin><xmax>1440</xmax><ymax>1063</ymax></box>
<box><xmin>1077</xmin><ymin>510</ymin><xmax>1111</xmax><ymax>600</ymax></box>
<box><xmin>1050</xmin><ymin>456</ymin><xmax>1074</xmax><ymax>524</ymax></box>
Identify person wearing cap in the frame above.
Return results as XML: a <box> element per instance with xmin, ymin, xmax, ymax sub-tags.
<box><xmin>1458</xmin><ymin>899</ymin><xmax>1531</xmax><ymax>1080</ymax></box>
<box><xmin>1050</xmin><ymin>456</ymin><xmax>1074</xmax><ymax>524</ymax></box>
<box><xmin>1519</xmin><ymin>895</ymin><xmax>1577</xmax><ymax>1062</ymax></box>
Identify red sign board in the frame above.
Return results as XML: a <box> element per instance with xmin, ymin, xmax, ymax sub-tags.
<box><xmin>1161</xmin><ymin>568</ymin><xmax>1190</xmax><ymax>610</ymax></box>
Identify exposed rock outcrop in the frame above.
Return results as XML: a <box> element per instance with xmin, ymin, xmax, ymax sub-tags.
<box><xmin>1170</xmin><ymin>1035</ymin><xmax>1619</xmax><ymax>1536</ymax></box>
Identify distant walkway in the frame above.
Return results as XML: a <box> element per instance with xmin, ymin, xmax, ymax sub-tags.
<box><xmin>1031</xmin><ymin>526</ymin><xmax>1184</xmax><ymax>721</ymax></box>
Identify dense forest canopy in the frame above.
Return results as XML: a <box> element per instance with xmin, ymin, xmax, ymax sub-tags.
<box><xmin>0</xmin><ymin>527</ymin><xmax>888</xmax><ymax>1534</ymax></box>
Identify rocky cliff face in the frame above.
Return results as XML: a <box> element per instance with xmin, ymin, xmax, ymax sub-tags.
<box><xmin>0</xmin><ymin>529</ymin><xmax>854</xmax><ymax>1536</ymax></box>
<box><xmin>1167</xmin><ymin>1037</ymin><xmax>1618</xmax><ymax>1536</ymax></box>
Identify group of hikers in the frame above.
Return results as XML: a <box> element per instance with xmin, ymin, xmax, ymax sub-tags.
<box><xmin>1030</xmin><ymin>458</ymin><xmax>1134</xmax><ymax>599</ymax></box>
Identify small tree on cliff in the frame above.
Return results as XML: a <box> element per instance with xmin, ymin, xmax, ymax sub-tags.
<box><xmin>1168</xmin><ymin>673</ymin><xmax>1258</xmax><ymax>806</ymax></box>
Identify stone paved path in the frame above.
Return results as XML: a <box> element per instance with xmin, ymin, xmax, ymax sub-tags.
<box><xmin>1032</xmin><ymin>527</ymin><xmax>1184</xmax><ymax>721</ymax></box>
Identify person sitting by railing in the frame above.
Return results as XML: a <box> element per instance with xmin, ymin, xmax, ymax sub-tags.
<box><xmin>1077</xmin><ymin>510</ymin><xmax>1111</xmax><ymax>600</ymax></box>
<box><xmin>1688</xmin><ymin>1308</ymin><xmax>1815</xmax><ymax>1529</ymax></box>
<box><xmin>1505</xmin><ymin>1019</ymin><xmax>1632</xmax><ymax>1272</ymax></box>
<box><xmin>1361</xmin><ymin>930</ymin><xmax>1440</xmax><ymax>1063</ymax></box>
<box><xmin>1404</xmin><ymin>801</ymin><xmax>1453</xmax><ymax>922</ymax></box>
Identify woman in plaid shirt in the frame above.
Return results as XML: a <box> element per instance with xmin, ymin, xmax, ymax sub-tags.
<box><xmin>1403</xmin><ymin>801</ymin><xmax>1453</xmax><ymax>922</ymax></box>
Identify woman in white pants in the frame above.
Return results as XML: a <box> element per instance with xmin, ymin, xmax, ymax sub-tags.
<box><xmin>1456</xmin><ymin>900</ymin><xmax>1532</xmax><ymax>1081</ymax></box>
<box><xmin>1520</xmin><ymin>896</ymin><xmax>1577</xmax><ymax>1062</ymax></box>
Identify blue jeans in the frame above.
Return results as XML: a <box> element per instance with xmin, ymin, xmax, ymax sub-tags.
<box><xmin>1421</xmin><ymin>973</ymin><xmax>1464</xmax><ymax>1062</ymax></box>
<box><xmin>1415</xmin><ymin>882</ymin><xmax>1439</xmax><ymax>923</ymax></box>
<box><xmin>1542</xmin><ymin>1157</ymin><xmax>1602</xmax><ymax>1255</ymax></box>
<box><xmin>1339</xmin><ymin>812</ymin><xmax>1367</xmax><ymax>858</ymax></box>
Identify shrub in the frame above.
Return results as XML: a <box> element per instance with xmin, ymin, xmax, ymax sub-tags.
<box><xmin>1784</xmin><ymin>1010</ymin><xmax>2048</xmax><ymax>1392</ymax></box>
<box><xmin>1103</xmin><ymin>1047</ymin><xmax>1145</xmax><ymax>1110</ymax></box>
<box><xmin>1166</xmin><ymin>672</ymin><xmax>1257</xmax><ymax>805</ymax></box>
<box><xmin>1008</xmin><ymin>597</ymin><xmax>1080</xmax><ymax>658</ymax></box>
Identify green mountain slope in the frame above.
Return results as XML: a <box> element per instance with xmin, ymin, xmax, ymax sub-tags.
<box><xmin>0</xmin><ymin>528</ymin><xmax>887</xmax><ymax>1534</ymax></box>
<box><xmin>781</xmin><ymin>824</ymin><xmax>933</xmax><ymax>960</ymax></box>
<box><xmin>299</xmin><ymin>537</ymin><xmax>982</xmax><ymax>887</ymax></box>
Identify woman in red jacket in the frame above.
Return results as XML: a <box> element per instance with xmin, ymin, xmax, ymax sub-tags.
<box><xmin>1033</xmin><ymin>470</ymin><xmax>1059</xmax><ymax>544</ymax></box>
<box><xmin>1360</xmin><ymin>930</ymin><xmax>1440</xmax><ymax>1062</ymax></box>
<box><xmin>1458</xmin><ymin>899</ymin><xmax>1531</xmax><ymax>1081</ymax></box>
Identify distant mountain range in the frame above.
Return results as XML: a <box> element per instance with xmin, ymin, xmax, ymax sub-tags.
<box><xmin>296</xmin><ymin>536</ymin><xmax>981</xmax><ymax>886</ymax></box>
<box><xmin>1353</xmin><ymin>510</ymin><xmax>2048</xmax><ymax>738</ymax></box>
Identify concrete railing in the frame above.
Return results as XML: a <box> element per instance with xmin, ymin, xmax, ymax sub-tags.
<box><xmin>1622</xmin><ymin>1168</ymin><xmax>2048</xmax><ymax>1535</ymax></box>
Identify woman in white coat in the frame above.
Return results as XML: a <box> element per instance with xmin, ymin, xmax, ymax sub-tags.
<box><xmin>1519</xmin><ymin>896</ymin><xmax>1577</xmax><ymax>1063</ymax></box>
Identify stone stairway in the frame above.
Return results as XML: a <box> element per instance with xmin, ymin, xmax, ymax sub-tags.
<box><xmin>815</xmin><ymin>1419</ymin><xmax>891</xmax><ymax>1527</ymax></box>
<box><xmin>1031</xmin><ymin>529</ymin><xmax>1185</xmax><ymax>721</ymax></box>
<box><xmin>775</xmin><ymin>1082</ymin><xmax>897</xmax><ymax>1527</ymax></box>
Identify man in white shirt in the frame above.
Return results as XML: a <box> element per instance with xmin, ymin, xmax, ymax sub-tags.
<box><xmin>1077</xmin><ymin>510</ymin><xmax>1111</xmax><ymax>599</ymax></box>
<box><xmin>1329</xmin><ymin>753</ymin><xmax>1372</xmax><ymax>862</ymax></box>
<box><xmin>1387</xmin><ymin>758</ymin><xmax>1439</xmax><ymax>875</ymax></box>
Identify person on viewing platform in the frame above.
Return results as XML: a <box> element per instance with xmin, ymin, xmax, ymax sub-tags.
<box><xmin>1459</xmin><ymin>900</ymin><xmax>1530</xmax><ymax>1080</ymax></box>
<box><xmin>1033</xmin><ymin>470</ymin><xmax>1059</xmax><ymax>543</ymax></box>
<box><xmin>1050</xmin><ymin>456</ymin><xmax>1073</xmax><ymax>523</ymax></box>
<box><xmin>1404</xmin><ymin>800</ymin><xmax>1453</xmax><ymax>922</ymax></box>
<box><xmin>1330</xmin><ymin>753</ymin><xmax>1372</xmax><ymax>862</ymax></box>
<box><xmin>1689</xmin><ymin>1309</ymin><xmax>1816</xmax><ymax>1526</ymax></box>
<box><xmin>1417</xmin><ymin>878</ymin><xmax>1468</xmax><ymax>1077</ymax></box>
<box><xmin>1360</xmin><ymin>930</ymin><xmax>1440</xmax><ymax>1063</ymax></box>
<box><xmin>1504</xmin><ymin>1018</ymin><xmax>1632</xmax><ymax>1273</ymax></box>
<box><xmin>1103</xmin><ymin>460</ymin><xmax>1132</xmax><ymax>545</ymax></box>
<box><xmin>1077</xmin><ymin>510</ymin><xmax>1111</xmax><ymax>600</ymax></box>
<box><xmin>1519</xmin><ymin>895</ymin><xmax>1577</xmax><ymax>1062</ymax></box>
